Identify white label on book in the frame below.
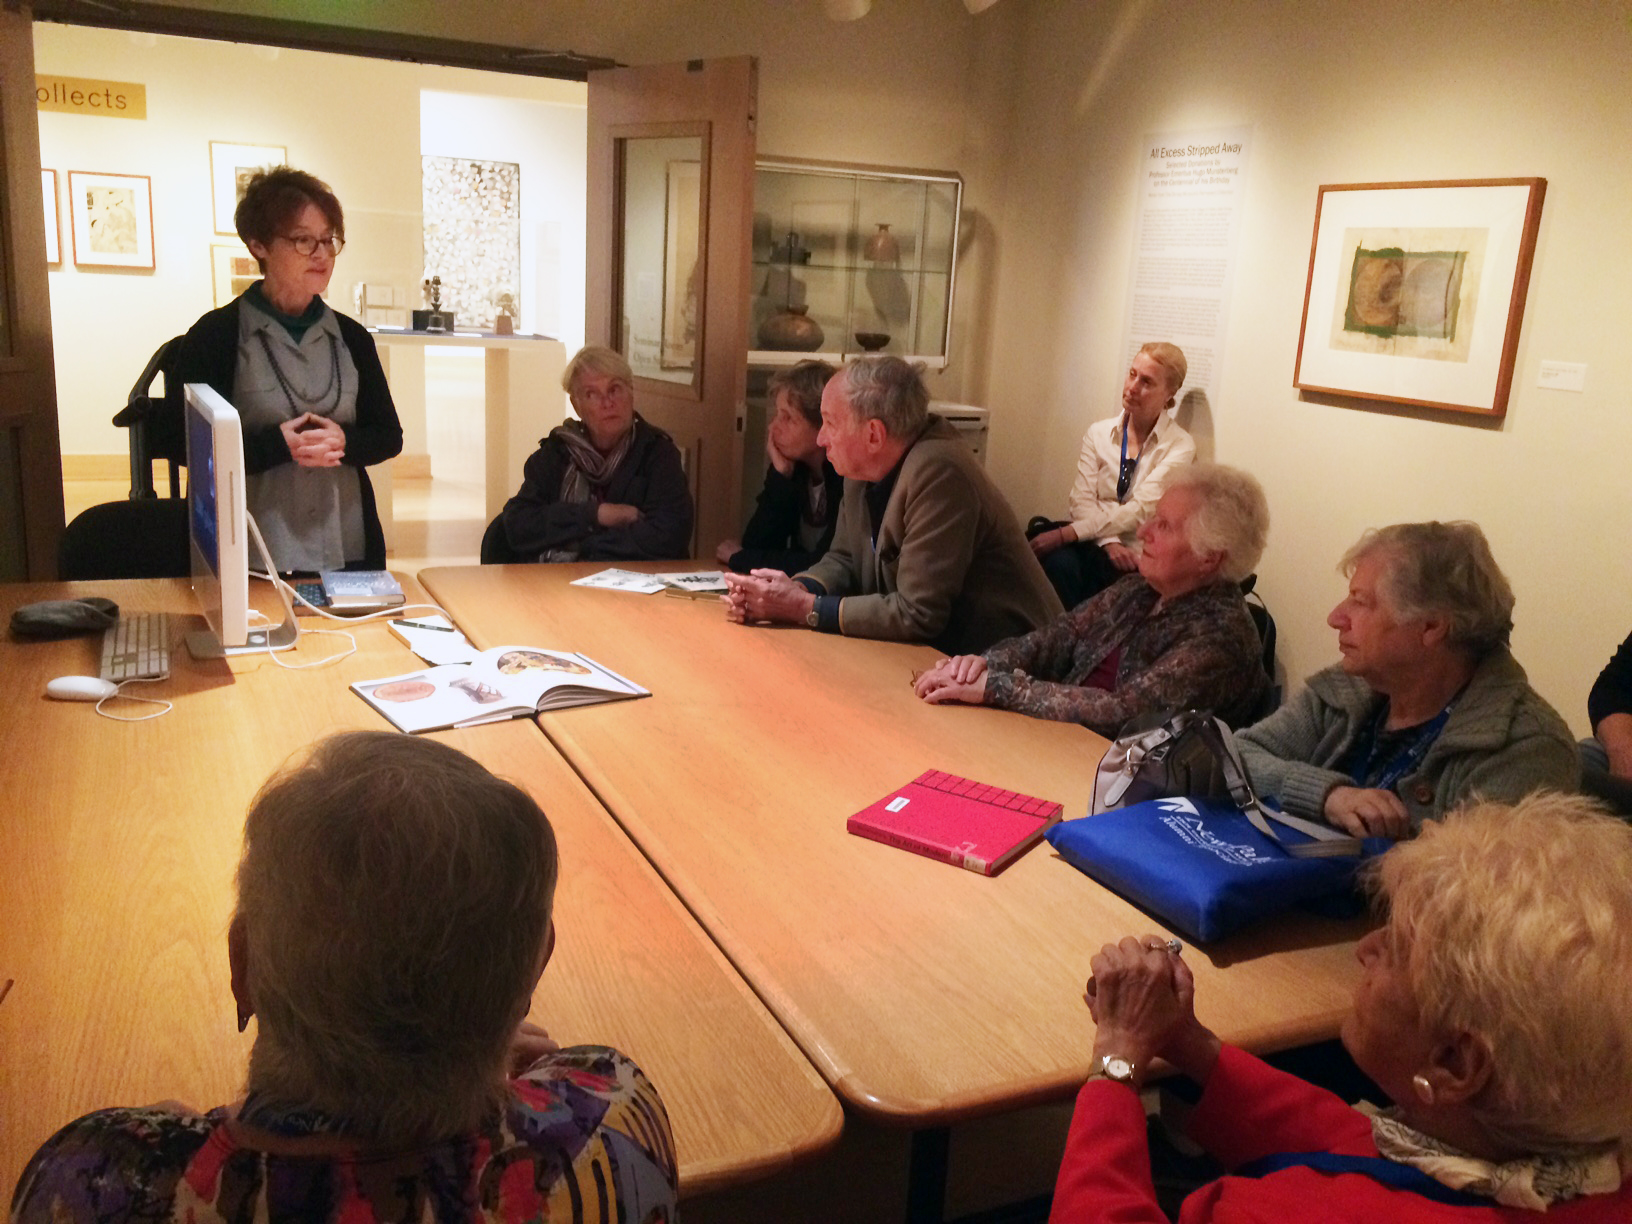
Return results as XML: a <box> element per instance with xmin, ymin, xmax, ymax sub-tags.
<box><xmin>886</xmin><ymin>796</ymin><xmax>910</xmax><ymax>812</ymax></box>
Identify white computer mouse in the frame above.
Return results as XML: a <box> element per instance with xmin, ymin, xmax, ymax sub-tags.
<box><xmin>46</xmin><ymin>675</ymin><xmax>119</xmax><ymax>702</ymax></box>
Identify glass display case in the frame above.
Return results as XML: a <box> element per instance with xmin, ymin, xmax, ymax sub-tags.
<box><xmin>749</xmin><ymin>157</ymin><xmax>962</xmax><ymax>369</ymax></box>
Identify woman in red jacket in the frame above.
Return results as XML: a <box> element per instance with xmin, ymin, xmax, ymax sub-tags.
<box><xmin>1053</xmin><ymin>791</ymin><xmax>1632</xmax><ymax>1222</ymax></box>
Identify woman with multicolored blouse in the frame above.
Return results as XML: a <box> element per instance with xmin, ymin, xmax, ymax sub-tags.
<box><xmin>915</xmin><ymin>463</ymin><xmax>1270</xmax><ymax>737</ymax></box>
<box><xmin>11</xmin><ymin>733</ymin><xmax>677</xmax><ymax>1224</ymax></box>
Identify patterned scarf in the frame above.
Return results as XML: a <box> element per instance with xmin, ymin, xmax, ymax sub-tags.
<box><xmin>1359</xmin><ymin>1104</ymin><xmax>1623</xmax><ymax>1210</ymax></box>
<box><xmin>545</xmin><ymin>420</ymin><xmax>636</xmax><ymax>562</ymax></box>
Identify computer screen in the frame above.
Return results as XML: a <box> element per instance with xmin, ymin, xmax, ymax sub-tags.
<box><xmin>184</xmin><ymin>383</ymin><xmax>251</xmax><ymax>650</ymax></box>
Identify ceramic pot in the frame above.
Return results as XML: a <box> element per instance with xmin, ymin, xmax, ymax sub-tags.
<box><xmin>863</xmin><ymin>223</ymin><xmax>900</xmax><ymax>263</ymax></box>
<box><xmin>759</xmin><ymin>304</ymin><xmax>825</xmax><ymax>352</ymax></box>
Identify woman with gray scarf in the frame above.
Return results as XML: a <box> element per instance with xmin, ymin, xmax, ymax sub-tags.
<box><xmin>171</xmin><ymin>167</ymin><xmax>402</xmax><ymax>572</ymax></box>
<box><xmin>495</xmin><ymin>346</ymin><xmax>693</xmax><ymax>563</ymax></box>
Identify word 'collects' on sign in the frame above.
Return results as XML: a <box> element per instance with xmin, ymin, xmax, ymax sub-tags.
<box><xmin>36</xmin><ymin>75</ymin><xmax>146</xmax><ymax>120</ymax></box>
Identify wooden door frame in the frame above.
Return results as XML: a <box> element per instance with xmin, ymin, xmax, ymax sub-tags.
<box><xmin>0</xmin><ymin>9</ymin><xmax>65</xmax><ymax>579</ymax></box>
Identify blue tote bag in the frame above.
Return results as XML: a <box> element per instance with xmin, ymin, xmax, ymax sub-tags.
<box><xmin>1049</xmin><ymin>710</ymin><xmax>1371</xmax><ymax>941</ymax></box>
<box><xmin>1047</xmin><ymin>795</ymin><xmax>1376</xmax><ymax>942</ymax></box>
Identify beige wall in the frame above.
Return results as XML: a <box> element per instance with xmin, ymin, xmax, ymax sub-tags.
<box><xmin>37</xmin><ymin>24</ymin><xmax>584</xmax><ymax>456</ymax></box>
<box><xmin>982</xmin><ymin>0</ymin><xmax>1632</xmax><ymax>735</ymax></box>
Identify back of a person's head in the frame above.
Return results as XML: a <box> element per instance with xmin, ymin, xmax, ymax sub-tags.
<box><xmin>236</xmin><ymin>732</ymin><xmax>558</xmax><ymax>1144</ymax></box>
<box><xmin>1372</xmin><ymin>793</ymin><xmax>1632</xmax><ymax>1155</ymax></box>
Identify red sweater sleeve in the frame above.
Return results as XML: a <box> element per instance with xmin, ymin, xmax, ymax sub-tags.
<box><xmin>1049</xmin><ymin>1080</ymin><xmax>1170</xmax><ymax>1224</ymax></box>
<box><xmin>1185</xmin><ymin>1044</ymin><xmax>1376</xmax><ymax>1170</ymax></box>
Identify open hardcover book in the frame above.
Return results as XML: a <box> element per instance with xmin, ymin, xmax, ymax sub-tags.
<box><xmin>353</xmin><ymin>646</ymin><xmax>649</xmax><ymax>733</ymax></box>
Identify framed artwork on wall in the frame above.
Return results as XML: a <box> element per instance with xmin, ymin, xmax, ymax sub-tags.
<box><xmin>41</xmin><ymin>169</ymin><xmax>60</xmax><ymax>266</ymax></box>
<box><xmin>211</xmin><ymin>243</ymin><xmax>260</xmax><ymax>307</ymax></box>
<box><xmin>210</xmin><ymin>141</ymin><xmax>286</xmax><ymax>235</ymax></box>
<box><xmin>67</xmin><ymin>170</ymin><xmax>154</xmax><ymax>270</ymax></box>
<box><xmin>1293</xmin><ymin>178</ymin><xmax>1545</xmax><ymax>418</ymax></box>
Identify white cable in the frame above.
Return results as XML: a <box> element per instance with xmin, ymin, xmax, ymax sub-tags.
<box><xmin>266</xmin><ymin>626</ymin><xmax>357</xmax><ymax>670</ymax></box>
<box><xmin>94</xmin><ymin>674</ymin><xmax>174</xmax><ymax>722</ymax></box>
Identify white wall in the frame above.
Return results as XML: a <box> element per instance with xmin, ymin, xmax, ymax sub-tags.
<box><xmin>977</xmin><ymin>0</ymin><xmax>1632</xmax><ymax>736</ymax></box>
<box><xmin>420</xmin><ymin>89</ymin><xmax>586</xmax><ymax>352</ymax></box>
<box><xmin>36</xmin><ymin>24</ymin><xmax>586</xmax><ymax>457</ymax></box>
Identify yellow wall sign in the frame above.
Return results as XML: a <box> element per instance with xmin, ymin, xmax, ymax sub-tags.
<box><xmin>36</xmin><ymin>75</ymin><xmax>146</xmax><ymax>119</ymax></box>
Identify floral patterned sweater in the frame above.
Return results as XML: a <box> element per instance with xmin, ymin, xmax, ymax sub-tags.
<box><xmin>982</xmin><ymin>575</ymin><xmax>1268</xmax><ymax>736</ymax></box>
<box><xmin>10</xmin><ymin>1046</ymin><xmax>677</xmax><ymax>1224</ymax></box>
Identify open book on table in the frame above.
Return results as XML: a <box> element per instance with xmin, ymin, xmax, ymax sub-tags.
<box><xmin>353</xmin><ymin>646</ymin><xmax>649</xmax><ymax>733</ymax></box>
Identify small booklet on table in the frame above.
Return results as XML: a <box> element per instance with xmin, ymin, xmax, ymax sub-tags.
<box><xmin>847</xmin><ymin>769</ymin><xmax>1064</xmax><ymax>877</ymax></box>
<box><xmin>353</xmin><ymin>646</ymin><xmax>648</xmax><ymax>733</ymax></box>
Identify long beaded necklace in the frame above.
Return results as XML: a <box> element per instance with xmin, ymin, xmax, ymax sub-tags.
<box><xmin>256</xmin><ymin>328</ymin><xmax>342</xmax><ymax>419</ymax></box>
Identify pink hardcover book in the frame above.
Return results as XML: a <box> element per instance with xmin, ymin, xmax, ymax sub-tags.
<box><xmin>847</xmin><ymin>769</ymin><xmax>1065</xmax><ymax>876</ymax></box>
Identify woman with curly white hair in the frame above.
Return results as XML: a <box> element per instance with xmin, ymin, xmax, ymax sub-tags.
<box><xmin>916</xmin><ymin>462</ymin><xmax>1271</xmax><ymax>735</ymax></box>
<box><xmin>1053</xmin><ymin>791</ymin><xmax>1632</xmax><ymax>1222</ymax></box>
<box><xmin>1238</xmin><ymin>521</ymin><xmax>1576</xmax><ymax>839</ymax></box>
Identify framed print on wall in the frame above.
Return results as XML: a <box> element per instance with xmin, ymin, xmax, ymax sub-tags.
<box><xmin>210</xmin><ymin>141</ymin><xmax>286</xmax><ymax>235</ymax></box>
<box><xmin>67</xmin><ymin>170</ymin><xmax>154</xmax><ymax>270</ymax></box>
<box><xmin>42</xmin><ymin>169</ymin><xmax>60</xmax><ymax>265</ymax></box>
<box><xmin>211</xmin><ymin>242</ymin><xmax>260</xmax><ymax>307</ymax></box>
<box><xmin>1293</xmin><ymin>178</ymin><xmax>1545</xmax><ymax>418</ymax></box>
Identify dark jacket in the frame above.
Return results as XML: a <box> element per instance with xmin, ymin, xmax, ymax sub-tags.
<box><xmin>799</xmin><ymin>416</ymin><xmax>1062</xmax><ymax>655</ymax></box>
<box><xmin>500</xmin><ymin>416</ymin><xmax>693</xmax><ymax>561</ymax></box>
<box><xmin>168</xmin><ymin>293</ymin><xmax>403</xmax><ymax>569</ymax></box>
<box><xmin>1587</xmin><ymin>630</ymin><xmax>1632</xmax><ymax>731</ymax></box>
<box><xmin>726</xmin><ymin>458</ymin><xmax>844</xmax><ymax>575</ymax></box>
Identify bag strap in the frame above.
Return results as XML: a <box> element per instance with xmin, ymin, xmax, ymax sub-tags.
<box><xmin>1190</xmin><ymin>715</ymin><xmax>1363</xmax><ymax>859</ymax></box>
<box><xmin>1235</xmin><ymin>1151</ymin><xmax>1487</xmax><ymax>1207</ymax></box>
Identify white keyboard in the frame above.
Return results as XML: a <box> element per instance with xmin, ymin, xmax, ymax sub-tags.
<box><xmin>99</xmin><ymin>612</ymin><xmax>171</xmax><ymax>682</ymax></box>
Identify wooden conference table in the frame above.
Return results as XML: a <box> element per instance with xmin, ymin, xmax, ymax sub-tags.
<box><xmin>0</xmin><ymin>579</ymin><xmax>840</xmax><ymax>1200</ymax></box>
<box><xmin>422</xmin><ymin>565</ymin><xmax>1368</xmax><ymax>1136</ymax></box>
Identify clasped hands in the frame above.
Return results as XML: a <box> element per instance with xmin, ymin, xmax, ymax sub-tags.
<box><xmin>1084</xmin><ymin>935</ymin><xmax>1221</xmax><ymax>1087</ymax></box>
<box><xmin>721</xmin><ymin>569</ymin><xmax>815</xmax><ymax>625</ymax></box>
<box><xmin>913</xmin><ymin>654</ymin><xmax>989</xmax><ymax>706</ymax></box>
<box><xmin>280</xmin><ymin>413</ymin><xmax>346</xmax><ymax>468</ymax></box>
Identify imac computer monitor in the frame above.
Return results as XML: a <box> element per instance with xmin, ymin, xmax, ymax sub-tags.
<box><xmin>184</xmin><ymin>384</ymin><xmax>297</xmax><ymax>657</ymax></box>
<box><xmin>185</xmin><ymin>383</ymin><xmax>251</xmax><ymax>650</ymax></box>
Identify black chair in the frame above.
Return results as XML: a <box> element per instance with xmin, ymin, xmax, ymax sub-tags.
<box><xmin>1239</xmin><ymin>574</ymin><xmax>1280</xmax><ymax>720</ymax></box>
<box><xmin>111</xmin><ymin>335</ymin><xmax>186</xmax><ymax>499</ymax></box>
<box><xmin>58</xmin><ymin>499</ymin><xmax>191</xmax><ymax>580</ymax></box>
<box><xmin>480</xmin><ymin>512</ymin><xmax>525</xmax><ymax>564</ymax></box>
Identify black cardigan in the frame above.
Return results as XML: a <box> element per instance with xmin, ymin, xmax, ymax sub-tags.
<box><xmin>168</xmin><ymin>292</ymin><xmax>404</xmax><ymax>569</ymax></box>
<box><xmin>725</xmin><ymin>458</ymin><xmax>844</xmax><ymax>575</ymax></box>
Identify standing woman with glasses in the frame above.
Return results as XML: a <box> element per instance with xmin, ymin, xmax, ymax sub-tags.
<box><xmin>170</xmin><ymin>167</ymin><xmax>402</xmax><ymax>572</ymax></box>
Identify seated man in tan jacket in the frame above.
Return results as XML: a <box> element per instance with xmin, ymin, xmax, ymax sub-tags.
<box><xmin>722</xmin><ymin>357</ymin><xmax>1062</xmax><ymax>655</ymax></box>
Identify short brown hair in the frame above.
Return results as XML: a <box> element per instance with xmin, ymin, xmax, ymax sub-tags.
<box><xmin>235</xmin><ymin>167</ymin><xmax>344</xmax><ymax>272</ymax></box>
<box><xmin>767</xmin><ymin>359</ymin><xmax>836</xmax><ymax>428</ymax></box>
<box><xmin>235</xmin><ymin>732</ymin><xmax>558</xmax><ymax>1144</ymax></box>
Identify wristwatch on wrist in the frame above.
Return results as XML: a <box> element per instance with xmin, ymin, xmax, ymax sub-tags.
<box><xmin>805</xmin><ymin>605</ymin><xmax>820</xmax><ymax>629</ymax></box>
<box><xmin>1087</xmin><ymin>1053</ymin><xmax>1138</xmax><ymax>1086</ymax></box>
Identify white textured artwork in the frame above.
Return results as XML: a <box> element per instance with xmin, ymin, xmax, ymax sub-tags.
<box><xmin>422</xmin><ymin>156</ymin><xmax>521</xmax><ymax>330</ymax></box>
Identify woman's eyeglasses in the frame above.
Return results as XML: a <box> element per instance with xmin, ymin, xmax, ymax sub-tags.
<box><xmin>278</xmin><ymin>233</ymin><xmax>345</xmax><ymax>257</ymax></box>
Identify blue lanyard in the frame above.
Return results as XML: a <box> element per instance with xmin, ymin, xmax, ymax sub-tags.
<box><xmin>1116</xmin><ymin>420</ymin><xmax>1140</xmax><ymax>503</ymax></box>
<box><xmin>1350</xmin><ymin>700</ymin><xmax>1453</xmax><ymax>790</ymax></box>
